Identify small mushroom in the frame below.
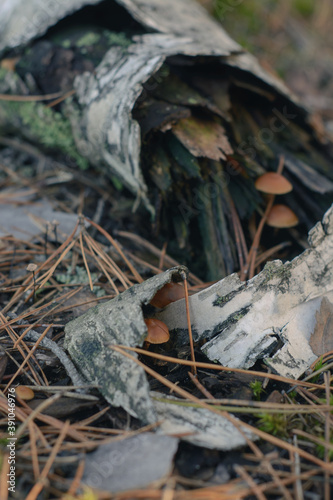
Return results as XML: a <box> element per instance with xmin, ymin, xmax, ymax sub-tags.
<box><xmin>16</xmin><ymin>385</ymin><xmax>34</xmax><ymax>400</ymax></box>
<box><xmin>150</xmin><ymin>282</ymin><xmax>185</xmax><ymax>309</ymax></box>
<box><xmin>144</xmin><ymin>318</ymin><xmax>170</xmax><ymax>345</ymax></box>
<box><xmin>266</xmin><ymin>204</ymin><xmax>299</xmax><ymax>228</ymax></box>
<box><xmin>255</xmin><ymin>172</ymin><xmax>293</xmax><ymax>195</ymax></box>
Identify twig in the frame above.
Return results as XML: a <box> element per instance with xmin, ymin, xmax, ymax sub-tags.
<box><xmin>324</xmin><ymin>371</ymin><xmax>331</xmax><ymax>500</ymax></box>
<box><xmin>181</xmin><ymin>270</ymin><xmax>197</xmax><ymax>376</ymax></box>
<box><xmin>188</xmin><ymin>371</ymin><xmax>213</xmax><ymax>399</ymax></box>
<box><xmin>116</xmin><ymin>345</ymin><xmax>328</xmax><ymax>390</ymax></box>
<box><xmin>26</xmin><ymin>420</ymin><xmax>70</xmax><ymax>500</ymax></box>
<box><xmin>234</xmin><ymin>464</ymin><xmax>267</xmax><ymax>500</ymax></box>
<box><xmin>0</xmin><ymin>90</ymin><xmax>75</xmax><ymax>102</ymax></box>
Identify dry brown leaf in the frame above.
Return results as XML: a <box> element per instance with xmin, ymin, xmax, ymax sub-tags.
<box><xmin>172</xmin><ymin>115</ymin><xmax>233</xmax><ymax>161</ymax></box>
<box><xmin>309</xmin><ymin>297</ymin><xmax>333</xmax><ymax>356</ymax></box>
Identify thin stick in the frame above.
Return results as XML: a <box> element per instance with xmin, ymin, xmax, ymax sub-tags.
<box><xmin>85</xmin><ymin>217</ymin><xmax>144</xmax><ymax>283</ymax></box>
<box><xmin>29</xmin><ymin>420</ymin><xmax>40</xmax><ymax>481</ymax></box>
<box><xmin>181</xmin><ymin>271</ymin><xmax>197</xmax><ymax>376</ymax></box>
<box><xmin>234</xmin><ymin>464</ymin><xmax>267</xmax><ymax>500</ymax></box>
<box><xmin>79</xmin><ymin>231</ymin><xmax>94</xmax><ymax>291</ymax></box>
<box><xmin>159</xmin><ymin>242</ymin><xmax>168</xmax><ymax>270</ymax></box>
<box><xmin>46</xmin><ymin>89</ymin><xmax>76</xmax><ymax>108</ymax></box>
<box><xmin>118</xmin><ymin>345</ymin><xmax>328</xmax><ymax>390</ymax></box>
<box><xmin>0</xmin><ymin>90</ymin><xmax>75</xmax><ymax>102</ymax></box>
<box><xmin>83</xmin><ymin>233</ymin><xmax>120</xmax><ymax>294</ymax></box>
<box><xmin>324</xmin><ymin>371</ymin><xmax>331</xmax><ymax>500</ymax></box>
<box><xmin>26</xmin><ymin>420</ymin><xmax>70</xmax><ymax>500</ymax></box>
<box><xmin>66</xmin><ymin>458</ymin><xmax>85</xmax><ymax>497</ymax></box>
<box><xmin>230</xmin><ymin>197</ymin><xmax>248</xmax><ymax>268</ymax></box>
<box><xmin>188</xmin><ymin>371</ymin><xmax>213</xmax><ymax>399</ymax></box>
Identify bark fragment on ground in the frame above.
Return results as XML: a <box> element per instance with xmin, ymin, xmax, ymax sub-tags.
<box><xmin>64</xmin><ymin>266</ymin><xmax>187</xmax><ymax>424</ymax></box>
<box><xmin>153</xmin><ymin>392</ymin><xmax>256</xmax><ymax>450</ymax></box>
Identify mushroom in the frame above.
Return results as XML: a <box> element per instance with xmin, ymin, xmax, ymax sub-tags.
<box><xmin>266</xmin><ymin>204</ymin><xmax>299</xmax><ymax>228</ymax></box>
<box><xmin>144</xmin><ymin>318</ymin><xmax>170</xmax><ymax>345</ymax></box>
<box><xmin>255</xmin><ymin>172</ymin><xmax>293</xmax><ymax>195</ymax></box>
<box><xmin>16</xmin><ymin>385</ymin><xmax>34</xmax><ymax>400</ymax></box>
<box><xmin>150</xmin><ymin>282</ymin><xmax>185</xmax><ymax>309</ymax></box>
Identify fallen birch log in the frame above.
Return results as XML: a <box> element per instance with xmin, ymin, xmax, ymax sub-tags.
<box><xmin>157</xmin><ymin>204</ymin><xmax>333</xmax><ymax>379</ymax></box>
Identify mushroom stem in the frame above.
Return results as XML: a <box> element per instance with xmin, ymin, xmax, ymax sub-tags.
<box><xmin>241</xmin><ymin>155</ymin><xmax>284</xmax><ymax>281</ymax></box>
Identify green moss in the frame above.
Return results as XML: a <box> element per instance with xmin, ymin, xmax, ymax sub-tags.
<box><xmin>1</xmin><ymin>100</ymin><xmax>89</xmax><ymax>169</ymax></box>
<box><xmin>0</xmin><ymin>67</ymin><xmax>8</xmax><ymax>80</ymax></box>
<box><xmin>111</xmin><ymin>175</ymin><xmax>124</xmax><ymax>191</ymax></box>
<box><xmin>61</xmin><ymin>39</ymin><xmax>71</xmax><ymax>49</ymax></box>
<box><xmin>56</xmin><ymin>265</ymin><xmax>105</xmax><ymax>296</ymax></box>
<box><xmin>76</xmin><ymin>32</ymin><xmax>101</xmax><ymax>48</ymax></box>
<box><xmin>213</xmin><ymin>291</ymin><xmax>236</xmax><ymax>306</ymax></box>
<box><xmin>292</xmin><ymin>0</ymin><xmax>315</xmax><ymax>17</ymax></box>
<box><xmin>104</xmin><ymin>30</ymin><xmax>132</xmax><ymax>48</ymax></box>
<box><xmin>261</xmin><ymin>261</ymin><xmax>291</xmax><ymax>285</ymax></box>
<box><xmin>258</xmin><ymin>412</ymin><xmax>288</xmax><ymax>437</ymax></box>
<box><xmin>250</xmin><ymin>380</ymin><xmax>265</xmax><ymax>401</ymax></box>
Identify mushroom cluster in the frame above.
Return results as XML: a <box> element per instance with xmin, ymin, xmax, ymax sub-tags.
<box><xmin>254</xmin><ymin>172</ymin><xmax>298</xmax><ymax>228</ymax></box>
<box><xmin>143</xmin><ymin>282</ymin><xmax>186</xmax><ymax>347</ymax></box>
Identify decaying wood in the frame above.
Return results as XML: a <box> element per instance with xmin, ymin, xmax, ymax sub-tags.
<box><xmin>67</xmin><ymin>1</ymin><xmax>305</xmax><ymax>211</ymax></box>
<box><xmin>0</xmin><ymin>0</ymin><xmax>307</xmax><ymax>212</ymax></box>
<box><xmin>156</xmin><ymin>204</ymin><xmax>333</xmax><ymax>379</ymax></box>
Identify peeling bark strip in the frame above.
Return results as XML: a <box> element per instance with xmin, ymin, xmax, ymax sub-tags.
<box><xmin>156</xmin><ymin>205</ymin><xmax>333</xmax><ymax>379</ymax></box>
<box><xmin>64</xmin><ymin>266</ymin><xmax>187</xmax><ymax>423</ymax></box>
<box><xmin>0</xmin><ymin>0</ymin><xmax>305</xmax><ymax>212</ymax></box>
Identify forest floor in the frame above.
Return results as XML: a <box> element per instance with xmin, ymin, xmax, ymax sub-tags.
<box><xmin>1</xmin><ymin>1</ymin><xmax>333</xmax><ymax>499</ymax></box>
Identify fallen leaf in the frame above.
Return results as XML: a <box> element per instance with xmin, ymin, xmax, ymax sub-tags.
<box><xmin>309</xmin><ymin>297</ymin><xmax>333</xmax><ymax>356</ymax></box>
<box><xmin>172</xmin><ymin>115</ymin><xmax>233</xmax><ymax>161</ymax></box>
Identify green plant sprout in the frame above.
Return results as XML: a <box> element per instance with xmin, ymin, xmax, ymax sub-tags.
<box><xmin>250</xmin><ymin>380</ymin><xmax>265</xmax><ymax>401</ymax></box>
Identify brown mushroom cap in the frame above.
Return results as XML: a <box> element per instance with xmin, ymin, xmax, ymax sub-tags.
<box><xmin>144</xmin><ymin>318</ymin><xmax>170</xmax><ymax>344</ymax></box>
<box><xmin>255</xmin><ymin>172</ymin><xmax>293</xmax><ymax>195</ymax></box>
<box><xmin>16</xmin><ymin>385</ymin><xmax>34</xmax><ymax>400</ymax></box>
<box><xmin>266</xmin><ymin>204</ymin><xmax>299</xmax><ymax>228</ymax></box>
<box><xmin>150</xmin><ymin>283</ymin><xmax>185</xmax><ymax>309</ymax></box>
